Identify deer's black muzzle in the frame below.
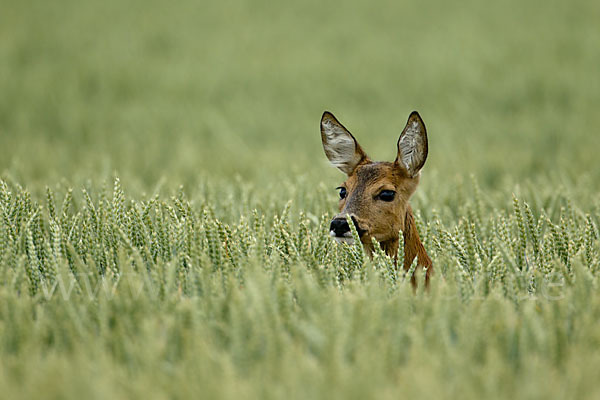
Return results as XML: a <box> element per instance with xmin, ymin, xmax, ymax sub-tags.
<box><xmin>329</xmin><ymin>216</ymin><xmax>365</xmax><ymax>237</ymax></box>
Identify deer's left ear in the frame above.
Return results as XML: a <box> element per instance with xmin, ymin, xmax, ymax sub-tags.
<box><xmin>395</xmin><ymin>111</ymin><xmax>428</xmax><ymax>178</ymax></box>
<box><xmin>321</xmin><ymin>111</ymin><xmax>369</xmax><ymax>175</ymax></box>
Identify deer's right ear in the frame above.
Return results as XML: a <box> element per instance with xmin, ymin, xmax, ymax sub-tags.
<box><xmin>320</xmin><ymin>111</ymin><xmax>368</xmax><ymax>175</ymax></box>
<box><xmin>395</xmin><ymin>111</ymin><xmax>428</xmax><ymax>178</ymax></box>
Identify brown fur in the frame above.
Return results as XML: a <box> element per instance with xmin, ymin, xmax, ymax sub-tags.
<box><xmin>321</xmin><ymin>111</ymin><xmax>432</xmax><ymax>288</ymax></box>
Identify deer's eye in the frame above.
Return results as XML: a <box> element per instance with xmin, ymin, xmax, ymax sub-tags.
<box><xmin>377</xmin><ymin>190</ymin><xmax>395</xmax><ymax>202</ymax></box>
<box><xmin>337</xmin><ymin>187</ymin><xmax>347</xmax><ymax>199</ymax></box>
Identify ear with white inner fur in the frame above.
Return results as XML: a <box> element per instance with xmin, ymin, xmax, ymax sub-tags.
<box><xmin>320</xmin><ymin>111</ymin><xmax>369</xmax><ymax>175</ymax></box>
<box><xmin>395</xmin><ymin>111</ymin><xmax>428</xmax><ymax>178</ymax></box>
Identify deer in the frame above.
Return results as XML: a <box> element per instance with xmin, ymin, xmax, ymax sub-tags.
<box><xmin>320</xmin><ymin>110</ymin><xmax>432</xmax><ymax>287</ymax></box>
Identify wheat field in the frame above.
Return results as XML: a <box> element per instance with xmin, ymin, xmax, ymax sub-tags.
<box><xmin>1</xmin><ymin>0</ymin><xmax>600</xmax><ymax>398</ymax></box>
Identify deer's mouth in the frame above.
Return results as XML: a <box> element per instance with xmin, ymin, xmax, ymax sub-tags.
<box><xmin>330</xmin><ymin>230</ymin><xmax>355</xmax><ymax>245</ymax></box>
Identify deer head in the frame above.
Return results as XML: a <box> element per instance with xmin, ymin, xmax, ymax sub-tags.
<box><xmin>320</xmin><ymin>111</ymin><xmax>432</xmax><ymax>286</ymax></box>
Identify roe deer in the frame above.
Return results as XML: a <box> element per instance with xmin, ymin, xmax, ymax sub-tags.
<box><xmin>320</xmin><ymin>111</ymin><xmax>432</xmax><ymax>287</ymax></box>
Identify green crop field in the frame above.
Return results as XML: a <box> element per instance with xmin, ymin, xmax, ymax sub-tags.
<box><xmin>1</xmin><ymin>0</ymin><xmax>600</xmax><ymax>398</ymax></box>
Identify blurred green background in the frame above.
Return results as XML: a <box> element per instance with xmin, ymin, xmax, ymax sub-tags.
<box><xmin>2</xmin><ymin>0</ymin><xmax>599</xmax><ymax>193</ymax></box>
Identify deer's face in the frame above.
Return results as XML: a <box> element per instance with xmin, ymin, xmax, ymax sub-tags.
<box><xmin>333</xmin><ymin>162</ymin><xmax>419</xmax><ymax>244</ymax></box>
<box><xmin>321</xmin><ymin>111</ymin><xmax>428</xmax><ymax>247</ymax></box>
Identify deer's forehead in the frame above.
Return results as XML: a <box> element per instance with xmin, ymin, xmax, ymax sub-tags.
<box><xmin>348</xmin><ymin>163</ymin><xmax>399</xmax><ymax>188</ymax></box>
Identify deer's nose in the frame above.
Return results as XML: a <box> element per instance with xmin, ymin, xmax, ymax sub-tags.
<box><xmin>330</xmin><ymin>218</ymin><xmax>351</xmax><ymax>237</ymax></box>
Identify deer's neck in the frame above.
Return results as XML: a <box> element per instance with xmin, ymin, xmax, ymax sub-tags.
<box><xmin>379</xmin><ymin>238</ymin><xmax>399</xmax><ymax>260</ymax></box>
<box><xmin>377</xmin><ymin>204</ymin><xmax>433</xmax><ymax>287</ymax></box>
